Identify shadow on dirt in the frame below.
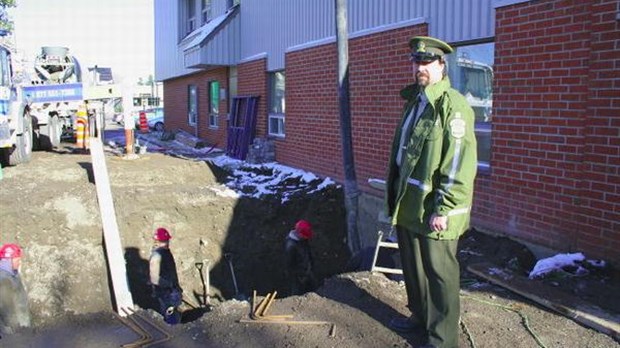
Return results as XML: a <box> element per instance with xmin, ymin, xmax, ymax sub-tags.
<box><xmin>124</xmin><ymin>246</ymin><xmax>211</xmax><ymax>324</ymax></box>
<box><xmin>77</xmin><ymin>162</ymin><xmax>95</xmax><ymax>184</ymax></box>
<box><xmin>316</xmin><ymin>275</ymin><xmax>427</xmax><ymax>346</ymax></box>
<box><xmin>124</xmin><ymin>247</ymin><xmax>158</xmax><ymax>311</ymax></box>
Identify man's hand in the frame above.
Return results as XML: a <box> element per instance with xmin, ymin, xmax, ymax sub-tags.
<box><xmin>429</xmin><ymin>214</ymin><xmax>448</xmax><ymax>232</ymax></box>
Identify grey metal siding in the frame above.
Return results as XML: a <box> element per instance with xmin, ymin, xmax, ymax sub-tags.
<box><xmin>155</xmin><ymin>0</ymin><xmax>496</xmax><ymax>79</ymax></box>
<box><xmin>201</xmin><ymin>13</ymin><xmax>241</xmax><ymax>66</ymax></box>
<box><xmin>155</xmin><ymin>0</ymin><xmax>201</xmax><ymax>81</ymax></box>
<box><xmin>241</xmin><ymin>1</ymin><xmax>336</xmax><ymax>71</ymax></box>
<box><xmin>240</xmin><ymin>0</ymin><xmax>495</xmax><ymax>71</ymax></box>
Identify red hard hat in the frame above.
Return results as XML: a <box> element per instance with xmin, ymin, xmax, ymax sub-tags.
<box><xmin>0</xmin><ymin>243</ymin><xmax>23</xmax><ymax>259</ymax></box>
<box><xmin>153</xmin><ymin>227</ymin><xmax>172</xmax><ymax>241</ymax></box>
<box><xmin>295</xmin><ymin>220</ymin><xmax>313</xmax><ymax>239</ymax></box>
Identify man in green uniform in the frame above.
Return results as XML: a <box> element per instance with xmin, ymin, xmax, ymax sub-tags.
<box><xmin>385</xmin><ymin>36</ymin><xmax>477</xmax><ymax>348</ymax></box>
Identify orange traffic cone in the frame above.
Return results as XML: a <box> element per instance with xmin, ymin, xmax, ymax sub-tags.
<box><xmin>139</xmin><ymin>111</ymin><xmax>148</xmax><ymax>133</ymax></box>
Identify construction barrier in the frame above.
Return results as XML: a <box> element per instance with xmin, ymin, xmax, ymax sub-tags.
<box><xmin>139</xmin><ymin>111</ymin><xmax>148</xmax><ymax>133</ymax></box>
<box><xmin>76</xmin><ymin>104</ymin><xmax>90</xmax><ymax>150</ymax></box>
<box><xmin>75</xmin><ymin>119</ymin><xmax>86</xmax><ymax>149</ymax></box>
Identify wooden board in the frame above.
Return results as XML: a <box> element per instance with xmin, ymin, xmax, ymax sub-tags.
<box><xmin>467</xmin><ymin>262</ymin><xmax>619</xmax><ymax>340</ymax></box>
<box><xmin>175</xmin><ymin>130</ymin><xmax>206</xmax><ymax>149</ymax></box>
<box><xmin>90</xmin><ymin>138</ymin><xmax>135</xmax><ymax>315</ymax></box>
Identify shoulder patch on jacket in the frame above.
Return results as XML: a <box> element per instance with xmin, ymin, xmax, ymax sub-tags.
<box><xmin>449</xmin><ymin>112</ymin><xmax>466</xmax><ymax>139</ymax></box>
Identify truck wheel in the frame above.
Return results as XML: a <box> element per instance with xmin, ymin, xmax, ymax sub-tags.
<box><xmin>0</xmin><ymin>148</ymin><xmax>9</xmax><ymax>167</ymax></box>
<box><xmin>49</xmin><ymin>116</ymin><xmax>61</xmax><ymax>148</ymax></box>
<box><xmin>38</xmin><ymin>115</ymin><xmax>61</xmax><ymax>150</ymax></box>
<box><xmin>9</xmin><ymin>113</ymin><xmax>33</xmax><ymax>165</ymax></box>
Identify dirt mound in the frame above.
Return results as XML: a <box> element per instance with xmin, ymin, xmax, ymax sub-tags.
<box><xmin>0</xmin><ymin>145</ymin><xmax>350</xmax><ymax>326</ymax></box>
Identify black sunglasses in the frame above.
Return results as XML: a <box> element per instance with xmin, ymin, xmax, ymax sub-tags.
<box><xmin>410</xmin><ymin>52</ymin><xmax>441</xmax><ymax>64</ymax></box>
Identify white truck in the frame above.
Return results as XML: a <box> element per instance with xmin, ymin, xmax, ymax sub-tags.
<box><xmin>0</xmin><ymin>41</ymin><xmax>84</xmax><ymax>166</ymax></box>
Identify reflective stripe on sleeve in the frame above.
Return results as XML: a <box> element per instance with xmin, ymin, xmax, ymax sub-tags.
<box><xmin>406</xmin><ymin>178</ymin><xmax>432</xmax><ymax>192</ymax></box>
<box><xmin>447</xmin><ymin>207</ymin><xmax>470</xmax><ymax>216</ymax></box>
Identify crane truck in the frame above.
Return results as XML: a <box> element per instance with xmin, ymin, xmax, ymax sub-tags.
<box><xmin>0</xmin><ymin>39</ymin><xmax>84</xmax><ymax>166</ymax></box>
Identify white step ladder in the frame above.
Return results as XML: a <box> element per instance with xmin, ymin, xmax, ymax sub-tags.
<box><xmin>370</xmin><ymin>230</ymin><xmax>403</xmax><ymax>275</ymax></box>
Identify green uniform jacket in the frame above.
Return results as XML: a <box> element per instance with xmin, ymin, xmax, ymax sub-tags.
<box><xmin>385</xmin><ymin>77</ymin><xmax>477</xmax><ymax>240</ymax></box>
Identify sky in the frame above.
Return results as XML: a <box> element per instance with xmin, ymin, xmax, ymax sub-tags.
<box><xmin>9</xmin><ymin>0</ymin><xmax>154</xmax><ymax>83</ymax></box>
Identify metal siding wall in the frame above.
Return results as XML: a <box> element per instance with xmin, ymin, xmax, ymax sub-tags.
<box><xmin>429</xmin><ymin>0</ymin><xmax>495</xmax><ymax>43</ymax></box>
<box><xmin>155</xmin><ymin>0</ymin><xmax>202</xmax><ymax>81</ymax></box>
<box><xmin>156</xmin><ymin>0</ymin><xmax>497</xmax><ymax>79</ymax></box>
<box><xmin>213</xmin><ymin>0</ymin><xmax>228</xmax><ymax>16</ymax></box>
<box><xmin>239</xmin><ymin>0</ymin><xmax>494</xmax><ymax>71</ymax></box>
<box><xmin>241</xmin><ymin>0</ymin><xmax>335</xmax><ymax>71</ymax></box>
<box><xmin>154</xmin><ymin>0</ymin><xmax>180</xmax><ymax>81</ymax></box>
<box><xmin>203</xmin><ymin>14</ymin><xmax>241</xmax><ymax>65</ymax></box>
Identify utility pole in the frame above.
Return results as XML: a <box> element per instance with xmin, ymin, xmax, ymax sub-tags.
<box><xmin>335</xmin><ymin>0</ymin><xmax>361</xmax><ymax>253</ymax></box>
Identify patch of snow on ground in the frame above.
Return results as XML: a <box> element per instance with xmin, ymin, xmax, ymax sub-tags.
<box><xmin>528</xmin><ymin>252</ymin><xmax>586</xmax><ymax>279</ymax></box>
<box><xmin>109</xmin><ymin>130</ymin><xmax>339</xmax><ymax>203</ymax></box>
<box><xmin>208</xmin><ymin>156</ymin><xmax>338</xmax><ymax>203</ymax></box>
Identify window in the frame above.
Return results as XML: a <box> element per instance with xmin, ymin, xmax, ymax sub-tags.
<box><xmin>0</xmin><ymin>49</ymin><xmax>10</xmax><ymax>87</ymax></box>
<box><xmin>446</xmin><ymin>42</ymin><xmax>494</xmax><ymax>168</ymax></box>
<box><xmin>227</xmin><ymin>0</ymin><xmax>240</xmax><ymax>9</ymax></box>
<box><xmin>0</xmin><ymin>49</ymin><xmax>9</xmax><ymax>115</ymax></box>
<box><xmin>268</xmin><ymin>71</ymin><xmax>285</xmax><ymax>137</ymax></box>
<box><xmin>208</xmin><ymin>81</ymin><xmax>219</xmax><ymax>128</ymax></box>
<box><xmin>188</xmin><ymin>85</ymin><xmax>198</xmax><ymax>125</ymax></box>
<box><xmin>202</xmin><ymin>0</ymin><xmax>212</xmax><ymax>24</ymax></box>
<box><xmin>228</xmin><ymin>66</ymin><xmax>238</xmax><ymax>107</ymax></box>
<box><xmin>147</xmin><ymin>97</ymin><xmax>160</xmax><ymax>106</ymax></box>
<box><xmin>187</xmin><ymin>0</ymin><xmax>196</xmax><ymax>34</ymax></box>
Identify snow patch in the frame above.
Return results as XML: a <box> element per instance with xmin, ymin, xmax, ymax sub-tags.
<box><xmin>528</xmin><ymin>252</ymin><xmax>586</xmax><ymax>279</ymax></box>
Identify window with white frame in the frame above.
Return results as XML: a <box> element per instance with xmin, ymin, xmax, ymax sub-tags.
<box><xmin>268</xmin><ymin>71</ymin><xmax>285</xmax><ymax>137</ymax></box>
<box><xmin>446</xmin><ymin>42</ymin><xmax>494</xmax><ymax>169</ymax></box>
<box><xmin>208</xmin><ymin>81</ymin><xmax>219</xmax><ymax>128</ymax></box>
<box><xmin>202</xmin><ymin>0</ymin><xmax>212</xmax><ymax>24</ymax></box>
<box><xmin>188</xmin><ymin>85</ymin><xmax>198</xmax><ymax>125</ymax></box>
<box><xmin>187</xmin><ymin>0</ymin><xmax>196</xmax><ymax>34</ymax></box>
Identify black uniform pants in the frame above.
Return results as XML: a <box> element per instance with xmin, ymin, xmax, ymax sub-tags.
<box><xmin>396</xmin><ymin>225</ymin><xmax>460</xmax><ymax>348</ymax></box>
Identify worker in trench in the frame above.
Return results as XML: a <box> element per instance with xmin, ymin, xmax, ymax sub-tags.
<box><xmin>149</xmin><ymin>227</ymin><xmax>183</xmax><ymax>324</ymax></box>
<box><xmin>0</xmin><ymin>243</ymin><xmax>32</xmax><ymax>335</ymax></box>
<box><xmin>284</xmin><ymin>220</ymin><xmax>318</xmax><ymax>295</ymax></box>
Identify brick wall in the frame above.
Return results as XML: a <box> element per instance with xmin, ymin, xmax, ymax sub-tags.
<box><xmin>163</xmin><ymin>67</ymin><xmax>229</xmax><ymax>147</ymax></box>
<box><xmin>579</xmin><ymin>0</ymin><xmax>620</xmax><ymax>261</ymax></box>
<box><xmin>473</xmin><ymin>0</ymin><xmax>620</xmax><ymax>264</ymax></box>
<box><xmin>163</xmin><ymin>0</ymin><xmax>619</xmax><ymax>264</ymax></box>
<box><xmin>237</xmin><ymin>58</ymin><xmax>268</xmax><ymax>137</ymax></box>
<box><xmin>282</xmin><ymin>25</ymin><xmax>427</xmax><ymax>183</ymax></box>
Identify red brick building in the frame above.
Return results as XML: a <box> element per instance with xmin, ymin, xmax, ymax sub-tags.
<box><xmin>156</xmin><ymin>0</ymin><xmax>619</xmax><ymax>265</ymax></box>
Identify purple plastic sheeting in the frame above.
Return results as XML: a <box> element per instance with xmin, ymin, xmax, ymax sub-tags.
<box><xmin>226</xmin><ymin>96</ymin><xmax>260</xmax><ymax>160</ymax></box>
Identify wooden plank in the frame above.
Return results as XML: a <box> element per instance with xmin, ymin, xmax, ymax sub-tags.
<box><xmin>175</xmin><ymin>130</ymin><xmax>206</xmax><ymax>149</ymax></box>
<box><xmin>90</xmin><ymin>138</ymin><xmax>135</xmax><ymax>316</ymax></box>
<box><xmin>467</xmin><ymin>262</ymin><xmax>620</xmax><ymax>340</ymax></box>
<box><xmin>367</xmin><ymin>178</ymin><xmax>386</xmax><ymax>191</ymax></box>
<box><xmin>371</xmin><ymin>266</ymin><xmax>403</xmax><ymax>275</ymax></box>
